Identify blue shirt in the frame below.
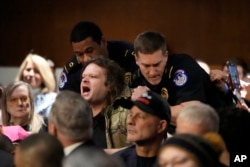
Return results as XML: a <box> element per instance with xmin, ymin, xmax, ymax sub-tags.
<box><xmin>34</xmin><ymin>92</ymin><xmax>57</xmax><ymax>118</ymax></box>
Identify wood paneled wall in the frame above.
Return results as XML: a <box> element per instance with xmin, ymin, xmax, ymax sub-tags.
<box><xmin>0</xmin><ymin>0</ymin><xmax>249</xmax><ymax>68</ymax></box>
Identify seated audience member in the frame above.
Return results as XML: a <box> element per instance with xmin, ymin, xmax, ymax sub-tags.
<box><xmin>218</xmin><ymin>106</ymin><xmax>250</xmax><ymax>166</ymax></box>
<box><xmin>175</xmin><ymin>103</ymin><xmax>230</xmax><ymax>166</ymax></box>
<box><xmin>113</xmin><ymin>91</ymin><xmax>171</xmax><ymax>167</ymax></box>
<box><xmin>80</xmin><ymin>57</ymin><xmax>131</xmax><ymax>148</ymax></box>
<box><xmin>1</xmin><ymin>81</ymin><xmax>46</xmax><ymax>133</ymax></box>
<box><xmin>63</xmin><ymin>147</ymin><xmax>124</xmax><ymax>167</ymax></box>
<box><xmin>176</xmin><ymin>102</ymin><xmax>219</xmax><ymax>135</ymax></box>
<box><xmin>48</xmin><ymin>90</ymin><xmax>97</xmax><ymax>156</ymax></box>
<box><xmin>157</xmin><ymin>133</ymin><xmax>223</xmax><ymax>167</ymax></box>
<box><xmin>130</xmin><ymin>31</ymin><xmax>233</xmax><ymax>134</ymax></box>
<box><xmin>14</xmin><ymin>133</ymin><xmax>64</xmax><ymax>167</ymax></box>
<box><xmin>15</xmin><ymin>53</ymin><xmax>57</xmax><ymax>119</ymax></box>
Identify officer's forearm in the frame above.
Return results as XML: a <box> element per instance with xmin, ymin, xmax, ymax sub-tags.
<box><xmin>170</xmin><ymin>101</ymin><xmax>202</xmax><ymax>126</ymax></box>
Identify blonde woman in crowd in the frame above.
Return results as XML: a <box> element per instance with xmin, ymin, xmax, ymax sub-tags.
<box><xmin>1</xmin><ymin>81</ymin><xmax>46</xmax><ymax>134</ymax></box>
<box><xmin>15</xmin><ymin>53</ymin><xmax>57</xmax><ymax>119</ymax></box>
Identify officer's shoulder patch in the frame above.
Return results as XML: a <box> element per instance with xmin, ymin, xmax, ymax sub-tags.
<box><xmin>59</xmin><ymin>71</ymin><xmax>67</xmax><ymax>89</ymax></box>
<box><xmin>173</xmin><ymin>69</ymin><xmax>187</xmax><ymax>86</ymax></box>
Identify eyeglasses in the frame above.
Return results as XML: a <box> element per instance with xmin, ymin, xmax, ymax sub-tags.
<box><xmin>7</xmin><ymin>96</ymin><xmax>29</xmax><ymax>104</ymax></box>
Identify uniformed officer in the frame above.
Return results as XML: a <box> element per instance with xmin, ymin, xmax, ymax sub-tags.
<box><xmin>59</xmin><ymin>21</ymin><xmax>137</xmax><ymax>93</ymax></box>
<box><xmin>130</xmin><ymin>31</ymin><xmax>234</xmax><ymax>133</ymax></box>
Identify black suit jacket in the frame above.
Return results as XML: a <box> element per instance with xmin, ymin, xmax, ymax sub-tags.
<box><xmin>68</xmin><ymin>140</ymin><xmax>98</xmax><ymax>156</ymax></box>
<box><xmin>0</xmin><ymin>150</ymin><xmax>14</xmax><ymax>167</ymax></box>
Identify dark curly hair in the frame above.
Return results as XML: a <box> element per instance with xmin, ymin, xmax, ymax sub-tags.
<box><xmin>81</xmin><ymin>56</ymin><xmax>125</xmax><ymax>104</ymax></box>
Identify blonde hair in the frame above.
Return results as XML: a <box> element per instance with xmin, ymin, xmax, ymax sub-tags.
<box><xmin>203</xmin><ymin>132</ymin><xmax>227</xmax><ymax>157</ymax></box>
<box><xmin>203</xmin><ymin>132</ymin><xmax>230</xmax><ymax>166</ymax></box>
<box><xmin>1</xmin><ymin>81</ymin><xmax>44</xmax><ymax>133</ymax></box>
<box><xmin>30</xmin><ymin>114</ymin><xmax>45</xmax><ymax>133</ymax></box>
<box><xmin>15</xmin><ymin>53</ymin><xmax>56</xmax><ymax>93</ymax></box>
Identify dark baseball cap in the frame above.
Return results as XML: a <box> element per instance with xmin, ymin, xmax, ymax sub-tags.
<box><xmin>120</xmin><ymin>91</ymin><xmax>171</xmax><ymax>123</ymax></box>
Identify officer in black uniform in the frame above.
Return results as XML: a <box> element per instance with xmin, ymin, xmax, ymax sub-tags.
<box><xmin>59</xmin><ymin>21</ymin><xmax>137</xmax><ymax>93</ymax></box>
<box><xmin>132</xmin><ymin>53</ymin><xmax>233</xmax><ymax>108</ymax></box>
<box><xmin>130</xmin><ymin>31</ymin><xmax>234</xmax><ymax>133</ymax></box>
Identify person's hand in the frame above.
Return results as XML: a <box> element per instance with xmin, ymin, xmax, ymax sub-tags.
<box><xmin>131</xmin><ymin>86</ymin><xmax>150</xmax><ymax>101</ymax></box>
<box><xmin>235</xmin><ymin>101</ymin><xmax>250</xmax><ymax>113</ymax></box>
<box><xmin>210</xmin><ymin>69</ymin><xmax>229</xmax><ymax>82</ymax></box>
<box><xmin>245</xmin><ymin>84</ymin><xmax>250</xmax><ymax>101</ymax></box>
<box><xmin>240</xmin><ymin>80</ymin><xmax>250</xmax><ymax>101</ymax></box>
<box><xmin>210</xmin><ymin>70</ymin><xmax>229</xmax><ymax>92</ymax></box>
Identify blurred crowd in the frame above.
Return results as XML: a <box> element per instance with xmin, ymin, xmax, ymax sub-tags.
<box><xmin>1</xmin><ymin>21</ymin><xmax>250</xmax><ymax>167</ymax></box>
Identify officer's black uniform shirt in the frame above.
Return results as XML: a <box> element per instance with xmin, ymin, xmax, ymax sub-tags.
<box><xmin>131</xmin><ymin>54</ymin><xmax>233</xmax><ymax>109</ymax></box>
<box><xmin>59</xmin><ymin>40</ymin><xmax>137</xmax><ymax>93</ymax></box>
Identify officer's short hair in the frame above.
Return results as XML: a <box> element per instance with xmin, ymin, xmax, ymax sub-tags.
<box><xmin>134</xmin><ymin>31</ymin><xmax>168</xmax><ymax>54</ymax></box>
<box><xmin>70</xmin><ymin>21</ymin><xmax>103</xmax><ymax>44</ymax></box>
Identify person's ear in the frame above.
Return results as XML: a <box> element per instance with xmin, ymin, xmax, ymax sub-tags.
<box><xmin>135</xmin><ymin>54</ymin><xmax>139</xmax><ymax>66</ymax></box>
<box><xmin>100</xmin><ymin>36</ymin><xmax>107</xmax><ymax>47</ymax></box>
<box><xmin>164</xmin><ymin>50</ymin><xmax>168</xmax><ymax>56</ymax></box>
<box><xmin>48</xmin><ymin>121</ymin><xmax>57</xmax><ymax>136</ymax></box>
<box><xmin>157</xmin><ymin>120</ymin><xmax>167</xmax><ymax>134</ymax></box>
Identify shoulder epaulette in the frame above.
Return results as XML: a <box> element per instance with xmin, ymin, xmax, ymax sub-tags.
<box><xmin>64</xmin><ymin>55</ymin><xmax>81</xmax><ymax>74</ymax></box>
<box><xmin>124</xmin><ymin>49</ymin><xmax>135</xmax><ymax>57</ymax></box>
<box><xmin>164</xmin><ymin>65</ymin><xmax>173</xmax><ymax>79</ymax></box>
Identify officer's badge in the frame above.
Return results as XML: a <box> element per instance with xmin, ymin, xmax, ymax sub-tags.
<box><xmin>161</xmin><ymin>87</ymin><xmax>169</xmax><ymax>100</ymax></box>
<box><xmin>133</xmin><ymin>73</ymin><xmax>137</xmax><ymax>80</ymax></box>
<box><xmin>59</xmin><ymin>71</ymin><xmax>67</xmax><ymax>89</ymax></box>
<box><xmin>69</xmin><ymin>62</ymin><xmax>74</xmax><ymax>68</ymax></box>
<box><xmin>173</xmin><ymin>69</ymin><xmax>187</xmax><ymax>86</ymax></box>
<box><xmin>124</xmin><ymin>72</ymin><xmax>132</xmax><ymax>86</ymax></box>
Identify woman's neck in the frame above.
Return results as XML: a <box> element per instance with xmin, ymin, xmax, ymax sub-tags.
<box><xmin>10</xmin><ymin>117</ymin><xmax>29</xmax><ymax>126</ymax></box>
